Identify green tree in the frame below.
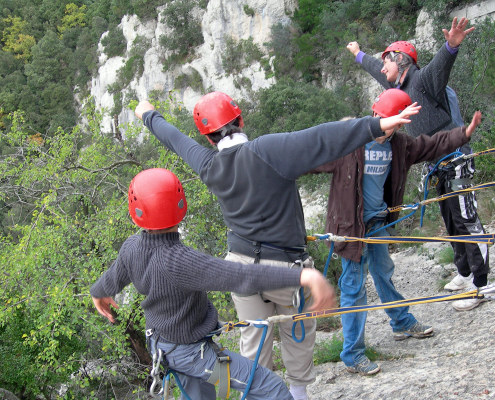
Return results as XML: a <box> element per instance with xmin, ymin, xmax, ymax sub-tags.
<box><xmin>23</xmin><ymin>30</ymin><xmax>76</xmax><ymax>133</ymax></box>
<box><xmin>1</xmin><ymin>15</ymin><xmax>36</xmax><ymax>60</ymax></box>
<box><xmin>57</xmin><ymin>3</ymin><xmax>87</xmax><ymax>35</ymax></box>
<box><xmin>159</xmin><ymin>0</ymin><xmax>204</xmax><ymax>68</ymax></box>
<box><xmin>0</xmin><ymin>97</ymin><xmax>226</xmax><ymax>399</ymax></box>
<box><xmin>243</xmin><ymin>78</ymin><xmax>355</xmax><ymax>139</ymax></box>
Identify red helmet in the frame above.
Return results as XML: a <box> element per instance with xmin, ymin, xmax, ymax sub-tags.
<box><xmin>193</xmin><ymin>91</ymin><xmax>243</xmax><ymax>135</ymax></box>
<box><xmin>128</xmin><ymin>168</ymin><xmax>187</xmax><ymax>230</ymax></box>
<box><xmin>382</xmin><ymin>41</ymin><xmax>417</xmax><ymax>64</ymax></box>
<box><xmin>372</xmin><ymin>89</ymin><xmax>412</xmax><ymax>118</ymax></box>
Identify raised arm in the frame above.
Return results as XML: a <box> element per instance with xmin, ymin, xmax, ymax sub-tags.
<box><xmin>379</xmin><ymin>103</ymin><xmax>421</xmax><ymax>133</ymax></box>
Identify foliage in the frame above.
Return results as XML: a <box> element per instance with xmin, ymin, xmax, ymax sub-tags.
<box><xmin>174</xmin><ymin>68</ymin><xmax>204</xmax><ymax>92</ymax></box>
<box><xmin>159</xmin><ymin>0</ymin><xmax>204</xmax><ymax>69</ymax></box>
<box><xmin>243</xmin><ymin>5</ymin><xmax>255</xmax><ymax>18</ymax></box>
<box><xmin>0</xmin><ymin>97</ymin><xmax>226</xmax><ymax>399</ymax></box>
<box><xmin>57</xmin><ymin>3</ymin><xmax>87</xmax><ymax>35</ymax></box>
<box><xmin>1</xmin><ymin>15</ymin><xmax>36</xmax><ymax>61</ymax></box>
<box><xmin>222</xmin><ymin>36</ymin><xmax>264</xmax><ymax>76</ymax></box>
<box><xmin>101</xmin><ymin>23</ymin><xmax>126</xmax><ymax>58</ymax></box>
<box><xmin>242</xmin><ymin>78</ymin><xmax>355</xmax><ymax>139</ymax></box>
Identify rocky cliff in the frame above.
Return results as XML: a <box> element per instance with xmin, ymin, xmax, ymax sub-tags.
<box><xmin>90</xmin><ymin>0</ymin><xmax>495</xmax><ymax>134</ymax></box>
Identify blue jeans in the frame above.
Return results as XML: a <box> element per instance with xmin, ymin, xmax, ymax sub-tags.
<box><xmin>339</xmin><ymin>222</ymin><xmax>417</xmax><ymax>366</ymax></box>
<box><xmin>149</xmin><ymin>336</ymin><xmax>293</xmax><ymax>400</ymax></box>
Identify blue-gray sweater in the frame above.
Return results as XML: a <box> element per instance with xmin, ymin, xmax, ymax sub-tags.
<box><xmin>143</xmin><ymin>111</ymin><xmax>385</xmax><ymax>248</ymax></box>
<box><xmin>90</xmin><ymin>232</ymin><xmax>301</xmax><ymax>343</ymax></box>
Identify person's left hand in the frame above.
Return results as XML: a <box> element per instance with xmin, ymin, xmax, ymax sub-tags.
<box><xmin>92</xmin><ymin>296</ymin><xmax>119</xmax><ymax>323</ymax></box>
<box><xmin>443</xmin><ymin>16</ymin><xmax>475</xmax><ymax>48</ymax></box>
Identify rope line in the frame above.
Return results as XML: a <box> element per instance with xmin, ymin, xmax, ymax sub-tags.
<box><xmin>439</xmin><ymin>147</ymin><xmax>495</xmax><ymax>167</ymax></box>
<box><xmin>387</xmin><ymin>181</ymin><xmax>495</xmax><ymax>214</ymax></box>
<box><xmin>308</xmin><ymin>233</ymin><xmax>495</xmax><ymax>245</ymax></box>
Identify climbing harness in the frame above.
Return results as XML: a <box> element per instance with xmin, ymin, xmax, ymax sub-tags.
<box><xmin>147</xmin><ymin>321</ymin><xmax>268</xmax><ymax>400</ymax></box>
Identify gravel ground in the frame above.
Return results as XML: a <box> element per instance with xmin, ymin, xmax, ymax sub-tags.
<box><xmin>306</xmin><ymin>235</ymin><xmax>495</xmax><ymax>400</ymax></box>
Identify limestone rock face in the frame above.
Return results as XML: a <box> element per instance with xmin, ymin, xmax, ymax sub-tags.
<box><xmin>90</xmin><ymin>0</ymin><xmax>297</xmax><ymax>133</ymax></box>
<box><xmin>89</xmin><ymin>0</ymin><xmax>495</xmax><ymax>133</ymax></box>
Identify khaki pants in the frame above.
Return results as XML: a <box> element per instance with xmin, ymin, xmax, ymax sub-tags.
<box><xmin>226</xmin><ymin>251</ymin><xmax>316</xmax><ymax>386</ymax></box>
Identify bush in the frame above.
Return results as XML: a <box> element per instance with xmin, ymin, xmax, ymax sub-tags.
<box><xmin>101</xmin><ymin>24</ymin><xmax>126</xmax><ymax>58</ymax></box>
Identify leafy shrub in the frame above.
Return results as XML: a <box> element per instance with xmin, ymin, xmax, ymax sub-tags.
<box><xmin>222</xmin><ymin>36</ymin><xmax>264</xmax><ymax>75</ymax></box>
<box><xmin>101</xmin><ymin>24</ymin><xmax>126</xmax><ymax>58</ymax></box>
<box><xmin>159</xmin><ymin>0</ymin><xmax>204</xmax><ymax>67</ymax></box>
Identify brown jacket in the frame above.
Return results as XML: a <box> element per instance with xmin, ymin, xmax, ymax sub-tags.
<box><xmin>314</xmin><ymin>127</ymin><xmax>468</xmax><ymax>262</ymax></box>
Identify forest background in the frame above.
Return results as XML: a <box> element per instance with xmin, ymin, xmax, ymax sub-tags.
<box><xmin>0</xmin><ymin>0</ymin><xmax>494</xmax><ymax>399</ymax></box>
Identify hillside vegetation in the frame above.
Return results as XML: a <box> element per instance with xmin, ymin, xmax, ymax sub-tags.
<box><xmin>0</xmin><ymin>0</ymin><xmax>494</xmax><ymax>398</ymax></box>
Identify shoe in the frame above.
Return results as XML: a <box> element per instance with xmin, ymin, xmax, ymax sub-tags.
<box><xmin>289</xmin><ymin>384</ymin><xmax>308</xmax><ymax>400</ymax></box>
<box><xmin>452</xmin><ymin>284</ymin><xmax>487</xmax><ymax>311</ymax></box>
<box><xmin>346</xmin><ymin>355</ymin><xmax>381</xmax><ymax>376</ymax></box>
<box><xmin>393</xmin><ymin>322</ymin><xmax>434</xmax><ymax>341</ymax></box>
<box><xmin>444</xmin><ymin>273</ymin><xmax>473</xmax><ymax>291</ymax></box>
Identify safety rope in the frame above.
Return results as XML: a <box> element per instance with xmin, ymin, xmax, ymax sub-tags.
<box><xmin>386</xmin><ymin>181</ymin><xmax>495</xmax><ymax>214</ymax></box>
<box><xmin>280</xmin><ymin>290</ymin><xmax>489</xmax><ymax>323</ymax></box>
<box><xmin>438</xmin><ymin>147</ymin><xmax>495</xmax><ymax>167</ymax></box>
<box><xmin>308</xmin><ymin>232</ymin><xmax>495</xmax><ymax>245</ymax></box>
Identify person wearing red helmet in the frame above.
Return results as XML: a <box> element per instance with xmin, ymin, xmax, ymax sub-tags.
<box><xmin>313</xmin><ymin>89</ymin><xmax>482</xmax><ymax>375</ymax></box>
<box><xmin>347</xmin><ymin>17</ymin><xmax>489</xmax><ymax>312</ymax></box>
<box><xmin>135</xmin><ymin>94</ymin><xmax>418</xmax><ymax>399</ymax></box>
<box><xmin>90</xmin><ymin>168</ymin><xmax>337</xmax><ymax>400</ymax></box>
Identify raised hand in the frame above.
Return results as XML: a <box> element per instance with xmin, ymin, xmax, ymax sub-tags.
<box><xmin>346</xmin><ymin>41</ymin><xmax>361</xmax><ymax>56</ymax></box>
<box><xmin>379</xmin><ymin>103</ymin><xmax>422</xmax><ymax>137</ymax></box>
<box><xmin>135</xmin><ymin>100</ymin><xmax>155</xmax><ymax>120</ymax></box>
<box><xmin>443</xmin><ymin>16</ymin><xmax>475</xmax><ymax>48</ymax></box>
<box><xmin>466</xmin><ymin>111</ymin><xmax>482</xmax><ymax>138</ymax></box>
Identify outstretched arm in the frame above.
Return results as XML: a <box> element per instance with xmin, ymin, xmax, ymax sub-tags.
<box><xmin>300</xmin><ymin>268</ymin><xmax>337</xmax><ymax>311</ymax></box>
<box><xmin>465</xmin><ymin>111</ymin><xmax>482</xmax><ymax>139</ymax></box>
<box><xmin>379</xmin><ymin>103</ymin><xmax>422</xmax><ymax>136</ymax></box>
<box><xmin>442</xmin><ymin>16</ymin><xmax>475</xmax><ymax>48</ymax></box>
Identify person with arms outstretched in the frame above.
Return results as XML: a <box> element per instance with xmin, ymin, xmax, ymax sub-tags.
<box><xmin>314</xmin><ymin>89</ymin><xmax>482</xmax><ymax>375</ymax></box>
<box><xmin>91</xmin><ymin>168</ymin><xmax>338</xmax><ymax>400</ymax></box>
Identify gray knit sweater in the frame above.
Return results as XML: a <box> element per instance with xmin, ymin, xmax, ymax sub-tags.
<box><xmin>90</xmin><ymin>231</ymin><xmax>301</xmax><ymax>343</ymax></box>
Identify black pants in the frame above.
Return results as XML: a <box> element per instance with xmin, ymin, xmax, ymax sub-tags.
<box><xmin>435</xmin><ymin>161</ymin><xmax>489</xmax><ymax>287</ymax></box>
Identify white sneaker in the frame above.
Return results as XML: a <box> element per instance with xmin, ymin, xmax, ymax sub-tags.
<box><xmin>444</xmin><ymin>273</ymin><xmax>473</xmax><ymax>291</ymax></box>
<box><xmin>452</xmin><ymin>284</ymin><xmax>486</xmax><ymax>311</ymax></box>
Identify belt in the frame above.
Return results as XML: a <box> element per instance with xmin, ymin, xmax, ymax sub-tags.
<box><xmin>227</xmin><ymin>231</ymin><xmax>308</xmax><ymax>263</ymax></box>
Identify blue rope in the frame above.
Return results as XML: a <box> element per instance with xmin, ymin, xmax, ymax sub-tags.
<box><xmin>292</xmin><ymin>287</ymin><xmax>306</xmax><ymax>343</ymax></box>
<box><xmin>366</xmin><ymin>209</ymin><xmax>417</xmax><ymax>237</ymax></box>
<box><xmin>166</xmin><ymin>370</ymin><xmax>192</xmax><ymax>400</ymax></box>
<box><xmin>241</xmin><ymin>321</ymin><xmax>268</xmax><ymax>400</ymax></box>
